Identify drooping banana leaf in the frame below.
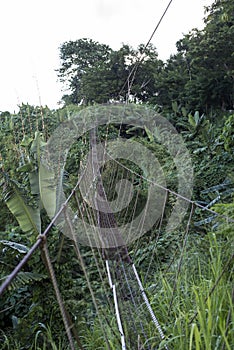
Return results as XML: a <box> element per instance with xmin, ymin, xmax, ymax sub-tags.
<box><xmin>55</xmin><ymin>150</ymin><xmax>69</xmax><ymax>214</ymax></box>
<box><xmin>39</xmin><ymin>163</ymin><xmax>57</xmax><ymax>218</ymax></box>
<box><xmin>28</xmin><ymin>132</ymin><xmax>47</xmax><ymax>195</ymax></box>
<box><xmin>39</xmin><ymin>132</ymin><xmax>68</xmax><ymax>219</ymax></box>
<box><xmin>17</xmin><ymin>162</ymin><xmax>34</xmax><ymax>173</ymax></box>
<box><xmin>31</xmin><ymin>131</ymin><xmax>47</xmax><ymax>167</ymax></box>
<box><xmin>29</xmin><ymin>170</ymin><xmax>40</xmax><ymax>195</ymax></box>
<box><xmin>4</xmin><ymin>181</ymin><xmax>41</xmax><ymax>235</ymax></box>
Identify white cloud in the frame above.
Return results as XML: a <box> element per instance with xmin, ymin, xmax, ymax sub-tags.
<box><xmin>0</xmin><ymin>0</ymin><xmax>213</xmax><ymax>112</ymax></box>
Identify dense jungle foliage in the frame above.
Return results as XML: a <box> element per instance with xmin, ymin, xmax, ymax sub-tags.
<box><xmin>0</xmin><ymin>1</ymin><xmax>233</xmax><ymax>349</ymax></box>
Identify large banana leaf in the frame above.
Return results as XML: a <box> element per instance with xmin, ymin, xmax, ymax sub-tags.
<box><xmin>29</xmin><ymin>170</ymin><xmax>40</xmax><ymax>195</ymax></box>
<box><xmin>4</xmin><ymin>183</ymin><xmax>41</xmax><ymax>235</ymax></box>
<box><xmin>39</xmin><ymin>164</ymin><xmax>57</xmax><ymax>218</ymax></box>
<box><xmin>29</xmin><ymin>131</ymin><xmax>47</xmax><ymax>195</ymax></box>
<box><xmin>31</xmin><ymin>131</ymin><xmax>47</xmax><ymax>166</ymax></box>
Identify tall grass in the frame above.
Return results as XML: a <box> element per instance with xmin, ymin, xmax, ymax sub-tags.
<box><xmin>147</xmin><ymin>231</ymin><xmax>233</xmax><ymax>350</ymax></box>
<box><xmin>1</xmin><ymin>224</ymin><xmax>233</xmax><ymax>349</ymax></box>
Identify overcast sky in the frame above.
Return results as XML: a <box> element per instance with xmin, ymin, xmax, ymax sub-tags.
<box><xmin>0</xmin><ymin>0</ymin><xmax>213</xmax><ymax>113</ymax></box>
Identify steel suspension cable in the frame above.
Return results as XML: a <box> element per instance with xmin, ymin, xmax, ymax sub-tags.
<box><xmin>105</xmin><ymin>152</ymin><xmax>234</xmax><ymax>223</ymax></box>
<box><xmin>119</xmin><ymin>0</ymin><xmax>174</xmax><ymax>99</ymax></box>
<box><xmin>40</xmin><ymin>238</ymin><xmax>78</xmax><ymax>350</ymax></box>
<box><xmin>132</xmin><ymin>263</ymin><xmax>169</xmax><ymax>350</ymax></box>
<box><xmin>168</xmin><ymin>203</ymin><xmax>194</xmax><ymax>312</ymax></box>
<box><xmin>106</xmin><ymin>260</ymin><xmax>126</xmax><ymax>350</ymax></box>
<box><xmin>0</xmin><ymin>166</ymin><xmax>86</xmax><ymax>296</ymax></box>
<box><xmin>63</xmin><ymin>207</ymin><xmax>114</xmax><ymax>349</ymax></box>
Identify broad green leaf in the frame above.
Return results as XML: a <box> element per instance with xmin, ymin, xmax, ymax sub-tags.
<box><xmin>12</xmin><ymin>315</ymin><xmax>18</xmax><ymax>329</ymax></box>
<box><xmin>29</xmin><ymin>170</ymin><xmax>39</xmax><ymax>195</ymax></box>
<box><xmin>4</xmin><ymin>185</ymin><xmax>41</xmax><ymax>235</ymax></box>
<box><xmin>144</xmin><ymin>125</ymin><xmax>154</xmax><ymax>142</ymax></box>
<box><xmin>30</xmin><ymin>131</ymin><xmax>47</xmax><ymax>166</ymax></box>
<box><xmin>172</xmin><ymin>101</ymin><xmax>178</xmax><ymax>113</ymax></box>
<box><xmin>17</xmin><ymin>162</ymin><xmax>34</xmax><ymax>172</ymax></box>
<box><xmin>181</xmin><ymin>106</ymin><xmax>187</xmax><ymax>118</ymax></box>
<box><xmin>1</xmin><ymin>271</ymin><xmax>47</xmax><ymax>291</ymax></box>
<box><xmin>20</xmin><ymin>135</ymin><xmax>33</xmax><ymax>147</ymax></box>
<box><xmin>126</xmin><ymin>126</ymin><xmax>140</xmax><ymax>134</ymax></box>
<box><xmin>194</xmin><ymin>111</ymin><xmax>200</xmax><ymax>125</ymax></box>
<box><xmin>39</xmin><ymin>164</ymin><xmax>57</xmax><ymax>218</ymax></box>
<box><xmin>193</xmin><ymin>146</ymin><xmax>207</xmax><ymax>154</ymax></box>
<box><xmin>188</xmin><ymin>114</ymin><xmax>196</xmax><ymax>128</ymax></box>
<box><xmin>9</xmin><ymin>116</ymin><xmax>14</xmax><ymax>131</ymax></box>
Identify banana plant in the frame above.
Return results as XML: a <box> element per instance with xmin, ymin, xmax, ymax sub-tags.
<box><xmin>0</xmin><ymin>130</ymin><xmax>66</xmax><ymax>295</ymax></box>
<box><xmin>1</xmin><ymin>130</ymin><xmax>64</xmax><ymax>243</ymax></box>
<box><xmin>1</xmin><ymin>174</ymin><xmax>41</xmax><ymax>236</ymax></box>
<box><xmin>0</xmin><ymin>132</ymin><xmax>50</xmax><ymax>293</ymax></box>
<box><xmin>1</xmin><ymin>132</ymin><xmax>48</xmax><ymax>238</ymax></box>
<box><xmin>0</xmin><ymin>239</ymin><xmax>47</xmax><ymax>291</ymax></box>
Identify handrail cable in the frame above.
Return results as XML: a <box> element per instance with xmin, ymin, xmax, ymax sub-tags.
<box><xmin>119</xmin><ymin>0</ymin><xmax>174</xmax><ymax>100</ymax></box>
<box><xmin>106</xmin><ymin>151</ymin><xmax>234</xmax><ymax>223</ymax></box>
<box><xmin>40</xmin><ymin>237</ymin><xmax>77</xmax><ymax>350</ymax></box>
<box><xmin>132</xmin><ymin>263</ymin><xmax>169</xmax><ymax>350</ymax></box>
<box><xmin>0</xmin><ymin>167</ymin><xmax>85</xmax><ymax>296</ymax></box>
<box><xmin>106</xmin><ymin>260</ymin><xmax>126</xmax><ymax>350</ymax></box>
<box><xmin>168</xmin><ymin>203</ymin><xmax>194</xmax><ymax>312</ymax></box>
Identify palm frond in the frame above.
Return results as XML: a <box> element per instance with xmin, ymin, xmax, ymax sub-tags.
<box><xmin>0</xmin><ymin>271</ymin><xmax>47</xmax><ymax>290</ymax></box>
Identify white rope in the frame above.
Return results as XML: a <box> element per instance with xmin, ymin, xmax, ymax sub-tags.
<box><xmin>132</xmin><ymin>264</ymin><xmax>169</xmax><ymax>350</ymax></box>
<box><xmin>106</xmin><ymin>259</ymin><xmax>113</xmax><ymax>288</ymax></box>
<box><xmin>106</xmin><ymin>260</ymin><xmax>126</xmax><ymax>350</ymax></box>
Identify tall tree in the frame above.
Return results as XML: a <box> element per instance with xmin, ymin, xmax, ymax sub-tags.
<box><xmin>130</xmin><ymin>44</ymin><xmax>164</xmax><ymax>103</ymax></box>
<box><xmin>57</xmin><ymin>39</ymin><xmax>162</xmax><ymax>105</ymax></box>
<box><xmin>154</xmin><ymin>0</ymin><xmax>234</xmax><ymax>114</ymax></box>
<box><xmin>58</xmin><ymin>38</ymin><xmax>112</xmax><ymax>104</ymax></box>
<box><xmin>78</xmin><ymin>44</ymin><xmax>133</xmax><ymax>104</ymax></box>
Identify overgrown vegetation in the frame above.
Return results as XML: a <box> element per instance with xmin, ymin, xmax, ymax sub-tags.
<box><xmin>0</xmin><ymin>0</ymin><xmax>233</xmax><ymax>349</ymax></box>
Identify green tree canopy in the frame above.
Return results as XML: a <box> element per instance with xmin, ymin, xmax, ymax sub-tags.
<box><xmin>58</xmin><ymin>38</ymin><xmax>112</xmax><ymax>104</ymax></box>
<box><xmin>57</xmin><ymin>39</ymin><xmax>162</xmax><ymax>105</ymax></box>
<box><xmin>57</xmin><ymin>0</ymin><xmax>233</xmax><ymax>115</ymax></box>
<box><xmin>154</xmin><ymin>0</ymin><xmax>234</xmax><ymax>114</ymax></box>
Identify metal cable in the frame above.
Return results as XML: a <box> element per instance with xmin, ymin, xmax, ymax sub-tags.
<box><xmin>119</xmin><ymin>0</ymin><xmax>174</xmax><ymax>99</ymax></box>
<box><xmin>0</xmin><ymin>167</ymin><xmax>85</xmax><ymax>296</ymax></box>
<box><xmin>40</xmin><ymin>239</ymin><xmax>77</xmax><ymax>350</ymax></box>
<box><xmin>106</xmin><ymin>152</ymin><xmax>234</xmax><ymax>223</ymax></box>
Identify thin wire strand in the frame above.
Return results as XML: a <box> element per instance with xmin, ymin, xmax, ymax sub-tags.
<box><xmin>119</xmin><ymin>0</ymin><xmax>174</xmax><ymax>99</ymax></box>
<box><xmin>144</xmin><ymin>189</ymin><xmax>168</xmax><ymax>283</ymax></box>
<box><xmin>41</xmin><ymin>239</ymin><xmax>77</xmax><ymax>350</ymax></box>
<box><xmin>106</xmin><ymin>152</ymin><xmax>234</xmax><ymax>223</ymax></box>
<box><xmin>0</xmin><ymin>166</ymin><xmax>86</xmax><ymax>296</ymax></box>
<box><xmin>168</xmin><ymin>203</ymin><xmax>194</xmax><ymax>312</ymax></box>
<box><xmin>63</xmin><ymin>207</ymin><xmax>114</xmax><ymax>349</ymax></box>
